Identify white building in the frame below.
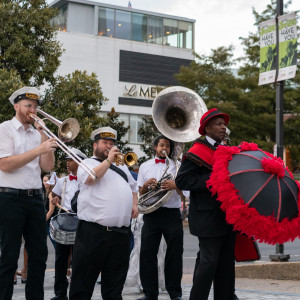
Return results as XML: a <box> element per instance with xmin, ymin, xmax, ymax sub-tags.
<box><xmin>50</xmin><ymin>0</ymin><xmax>195</xmax><ymax>156</ymax></box>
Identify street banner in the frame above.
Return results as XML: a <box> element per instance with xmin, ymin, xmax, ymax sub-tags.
<box><xmin>259</xmin><ymin>18</ymin><xmax>277</xmax><ymax>85</ymax></box>
<box><xmin>277</xmin><ymin>12</ymin><xmax>297</xmax><ymax>81</ymax></box>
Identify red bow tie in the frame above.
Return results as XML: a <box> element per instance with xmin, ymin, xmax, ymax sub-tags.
<box><xmin>155</xmin><ymin>159</ymin><xmax>166</xmax><ymax>164</ymax></box>
<box><xmin>69</xmin><ymin>175</ymin><xmax>77</xmax><ymax>181</ymax></box>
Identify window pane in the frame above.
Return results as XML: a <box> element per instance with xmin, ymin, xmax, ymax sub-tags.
<box><xmin>129</xmin><ymin>115</ymin><xmax>143</xmax><ymax>144</ymax></box>
<box><xmin>163</xmin><ymin>19</ymin><xmax>178</xmax><ymax>47</ymax></box>
<box><xmin>51</xmin><ymin>4</ymin><xmax>68</xmax><ymax>31</ymax></box>
<box><xmin>132</xmin><ymin>13</ymin><xmax>147</xmax><ymax>42</ymax></box>
<box><xmin>98</xmin><ymin>7</ymin><xmax>115</xmax><ymax>38</ymax></box>
<box><xmin>147</xmin><ymin>16</ymin><xmax>162</xmax><ymax>45</ymax></box>
<box><xmin>178</xmin><ymin>21</ymin><xmax>193</xmax><ymax>49</ymax></box>
<box><xmin>115</xmin><ymin>10</ymin><xmax>131</xmax><ymax>40</ymax></box>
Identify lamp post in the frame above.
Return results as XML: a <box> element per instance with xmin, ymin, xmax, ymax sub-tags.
<box><xmin>269</xmin><ymin>0</ymin><xmax>290</xmax><ymax>262</ymax></box>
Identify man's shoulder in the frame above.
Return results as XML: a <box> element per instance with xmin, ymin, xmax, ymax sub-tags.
<box><xmin>0</xmin><ymin>119</ymin><xmax>12</xmax><ymax>129</ymax></box>
<box><xmin>140</xmin><ymin>158</ymin><xmax>155</xmax><ymax>168</ymax></box>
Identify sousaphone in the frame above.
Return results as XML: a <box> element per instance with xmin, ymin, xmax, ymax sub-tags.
<box><xmin>138</xmin><ymin>86</ymin><xmax>207</xmax><ymax>214</ymax></box>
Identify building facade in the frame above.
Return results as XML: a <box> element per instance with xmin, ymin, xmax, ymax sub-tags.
<box><xmin>50</xmin><ymin>0</ymin><xmax>195</xmax><ymax>155</ymax></box>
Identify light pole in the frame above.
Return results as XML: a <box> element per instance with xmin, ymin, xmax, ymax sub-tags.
<box><xmin>269</xmin><ymin>0</ymin><xmax>290</xmax><ymax>262</ymax></box>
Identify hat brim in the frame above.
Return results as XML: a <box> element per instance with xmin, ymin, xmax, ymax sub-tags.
<box><xmin>199</xmin><ymin>113</ymin><xmax>230</xmax><ymax>136</ymax></box>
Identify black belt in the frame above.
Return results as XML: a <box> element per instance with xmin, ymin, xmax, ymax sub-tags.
<box><xmin>0</xmin><ymin>187</ymin><xmax>43</xmax><ymax>197</ymax></box>
<box><xmin>98</xmin><ymin>224</ymin><xmax>129</xmax><ymax>234</ymax></box>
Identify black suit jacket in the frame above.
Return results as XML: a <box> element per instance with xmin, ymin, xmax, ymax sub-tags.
<box><xmin>175</xmin><ymin>143</ymin><xmax>230</xmax><ymax>238</ymax></box>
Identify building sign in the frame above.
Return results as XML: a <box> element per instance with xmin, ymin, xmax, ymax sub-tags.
<box><xmin>277</xmin><ymin>12</ymin><xmax>297</xmax><ymax>81</ymax></box>
<box><xmin>122</xmin><ymin>83</ymin><xmax>164</xmax><ymax>100</ymax></box>
<box><xmin>259</xmin><ymin>18</ymin><xmax>277</xmax><ymax>85</ymax></box>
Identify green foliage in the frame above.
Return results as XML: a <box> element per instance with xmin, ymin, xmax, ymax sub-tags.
<box><xmin>138</xmin><ymin>0</ymin><xmax>300</xmax><ymax>171</ymax></box>
<box><xmin>42</xmin><ymin>70</ymin><xmax>108</xmax><ymax>174</ymax></box>
<box><xmin>0</xmin><ymin>68</ymin><xmax>23</xmax><ymax>123</ymax></box>
<box><xmin>100</xmin><ymin>107</ymin><xmax>133</xmax><ymax>154</ymax></box>
<box><xmin>138</xmin><ymin>115</ymin><xmax>159</xmax><ymax>164</ymax></box>
<box><xmin>0</xmin><ymin>0</ymin><xmax>62</xmax><ymax>85</ymax></box>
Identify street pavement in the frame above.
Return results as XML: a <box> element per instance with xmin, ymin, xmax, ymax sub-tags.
<box><xmin>12</xmin><ymin>224</ymin><xmax>300</xmax><ymax>299</ymax></box>
<box><xmin>12</xmin><ymin>271</ymin><xmax>300</xmax><ymax>299</ymax></box>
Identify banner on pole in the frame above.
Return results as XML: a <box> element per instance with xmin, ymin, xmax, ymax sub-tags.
<box><xmin>277</xmin><ymin>12</ymin><xmax>297</xmax><ymax>81</ymax></box>
<box><xmin>259</xmin><ymin>19</ymin><xmax>277</xmax><ymax>85</ymax></box>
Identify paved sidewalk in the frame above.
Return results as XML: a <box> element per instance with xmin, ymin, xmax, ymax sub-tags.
<box><xmin>12</xmin><ymin>270</ymin><xmax>300</xmax><ymax>299</ymax></box>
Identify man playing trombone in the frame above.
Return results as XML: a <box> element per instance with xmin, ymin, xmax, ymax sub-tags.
<box><xmin>69</xmin><ymin>126</ymin><xmax>138</xmax><ymax>300</ymax></box>
<box><xmin>0</xmin><ymin>87</ymin><xmax>57</xmax><ymax>300</ymax></box>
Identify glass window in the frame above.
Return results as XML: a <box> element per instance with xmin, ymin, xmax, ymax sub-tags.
<box><xmin>98</xmin><ymin>7</ymin><xmax>115</xmax><ymax>38</ymax></box>
<box><xmin>178</xmin><ymin>21</ymin><xmax>193</xmax><ymax>49</ymax></box>
<box><xmin>132</xmin><ymin>13</ymin><xmax>147</xmax><ymax>42</ymax></box>
<box><xmin>163</xmin><ymin>19</ymin><xmax>178</xmax><ymax>47</ymax></box>
<box><xmin>147</xmin><ymin>16</ymin><xmax>162</xmax><ymax>45</ymax></box>
<box><xmin>129</xmin><ymin>115</ymin><xmax>143</xmax><ymax>144</ymax></box>
<box><xmin>115</xmin><ymin>10</ymin><xmax>131</xmax><ymax>40</ymax></box>
<box><xmin>51</xmin><ymin>4</ymin><xmax>68</xmax><ymax>32</ymax></box>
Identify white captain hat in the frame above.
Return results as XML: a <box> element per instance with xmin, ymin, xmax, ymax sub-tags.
<box><xmin>90</xmin><ymin>126</ymin><xmax>117</xmax><ymax>141</ymax></box>
<box><xmin>9</xmin><ymin>86</ymin><xmax>41</xmax><ymax>105</ymax></box>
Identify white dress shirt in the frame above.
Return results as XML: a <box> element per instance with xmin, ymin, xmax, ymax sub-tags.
<box><xmin>76</xmin><ymin>157</ymin><xmax>138</xmax><ymax>227</ymax></box>
<box><xmin>206</xmin><ymin>136</ymin><xmax>224</xmax><ymax>146</ymax></box>
<box><xmin>52</xmin><ymin>175</ymin><xmax>79</xmax><ymax>211</ymax></box>
<box><xmin>0</xmin><ymin>117</ymin><xmax>42</xmax><ymax>189</ymax></box>
<box><xmin>137</xmin><ymin>157</ymin><xmax>181</xmax><ymax>209</ymax></box>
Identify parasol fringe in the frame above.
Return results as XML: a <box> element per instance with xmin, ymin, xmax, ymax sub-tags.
<box><xmin>206</xmin><ymin>141</ymin><xmax>300</xmax><ymax>245</ymax></box>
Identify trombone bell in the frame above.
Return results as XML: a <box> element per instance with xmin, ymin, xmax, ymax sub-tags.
<box><xmin>59</xmin><ymin>118</ymin><xmax>80</xmax><ymax>143</ymax></box>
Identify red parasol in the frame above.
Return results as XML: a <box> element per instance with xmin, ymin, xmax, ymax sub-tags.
<box><xmin>207</xmin><ymin>142</ymin><xmax>300</xmax><ymax>245</ymax></box>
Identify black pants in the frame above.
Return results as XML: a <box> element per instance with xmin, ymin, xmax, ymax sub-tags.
<box><xmin>69</xmin><ymin>220</ymin><xmax>130</xmax><ymax>300</ymax></box>
<box><xmin>54</xmin><ymin>243</ymin><xmax>72</xmax><ymax>296</ymax></box>
<box><xmin>0</xmin><ymin>192</ymin><xmax>48</xmax><ymax>300</ymax></box>
<box><xmin>190</xmin><ymin>229</ymin><xmax>236</xmax><ymax>300</ymax></box>
<box><xmin>140</xmin><ymin>207</ymin><xmax>183</xmax><ymax>299</ymax></box>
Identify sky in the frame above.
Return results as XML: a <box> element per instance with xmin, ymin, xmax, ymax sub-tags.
<box><xmin>88</xmin><ymin>0</ymin><xmax>299</xmax><ymax>61</ymax></box>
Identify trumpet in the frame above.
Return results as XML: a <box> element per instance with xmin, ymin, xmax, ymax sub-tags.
<box><xmin>30</xmin><ymin>109</ymin><xmax>97</xmax><ymax>180</ymax></box>
<box><xmin>114</xmin><ymin>152</ymin><xmax>138</xmax><ymax>167</ymax></box>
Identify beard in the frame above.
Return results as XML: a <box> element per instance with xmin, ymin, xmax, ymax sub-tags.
<box><xmin>94</xmin><ymin>148</ymin><xmax>108</xmax><ymax>161</ymax></box>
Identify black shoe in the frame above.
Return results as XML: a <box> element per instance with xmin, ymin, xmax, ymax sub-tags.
<box><xmin>136</xmin><ymin>297</ymin><xmax>158</xmax><ymax>300</ymax></box>
<box><xmin>171</xmin><ymin>297</ymin><xmax>183</xmax><ymax>300</ymax></box>
<box><xmin>232</xmin><ymin>294</ymin><xmax>239</xmax><ymax>300</ymax></box>
<box><xmin>50</xmin><ymin>296</ymin><xmax>68</xmax><ymax>300</ymax></box>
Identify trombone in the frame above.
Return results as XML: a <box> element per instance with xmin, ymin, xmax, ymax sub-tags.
<box><xmin>30</xmin><ymin>109</ymin><xmax>97</xmax><ymax>180</ymax></box>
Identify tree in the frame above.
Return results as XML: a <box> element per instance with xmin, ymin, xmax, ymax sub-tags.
<box><xmin>0</xmin><ymin>68</ymin><xmax>23</xmax><ymax>123</ymax></box>
<box><xmin>173</xmin><ymin>0</ymin><xmax>299</xmax><ymax>166</ymax></box>
<box><xmin>42</xmin><ymin>70</ymin><xmax>108</xmax><ymax>173</ymax></box>
<box><xmin>0</xmin><ymin>0</ymin><xmax>62</xmax><ymax>85</ymax></box>
<box><xmin>100</xmin><ymin>107</ymin><xmax>133</xmax><ymax>155</ymax></box>
<box><xmin>138</xmin><ymin>116</ymin><xmax>159</xmax><ymax>164</ymax></box>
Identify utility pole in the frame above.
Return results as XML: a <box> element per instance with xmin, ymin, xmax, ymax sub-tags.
<box><xmin>269</xmin><ymin>0</ymin><xmax>290</xmax><ymax>262</ymax></box>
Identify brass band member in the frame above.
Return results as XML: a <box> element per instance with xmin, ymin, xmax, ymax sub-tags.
<box><xmin>137</xmin><ymin>135</ymin><xmax>184</xmax><ymax>300</ymax></box>
<box><xmin>69</xmin><ymin>127</ymin><xmax>138</xmax><ymax>300</ymax></box>
<box><xmin>0</xmin><ymin>87</ymin><xmax>57</xmax><ymax>299</ymax></box>
<box><xmin>175</xmin><ymin>108</ymin><xmax>237</xmax><ymax>300</ymax></box>
<box><xmin>51</xmin><ymin>148</ymin><xmax>87</xmax><ymax>300</ymax></box>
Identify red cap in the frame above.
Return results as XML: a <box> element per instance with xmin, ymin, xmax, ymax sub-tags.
<box><xmin>199</xmin><ymin>108</ymin><xmax>230</xmax><ymax>136</ymax></box>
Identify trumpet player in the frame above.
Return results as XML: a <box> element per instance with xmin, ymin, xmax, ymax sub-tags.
<box><xmin>137</xmin><ymin>135</ymin><xmax>184</xmax><ymax>300</ymax></box>
<box><xmin>69</xmin><ymin>126</ymin><xmax>138</xmax><ymax>300</ymax></box>
<box><xmin>0</xmin><ymin>87</ymin><xmax>57</xmax><ymax>300</ymax></box>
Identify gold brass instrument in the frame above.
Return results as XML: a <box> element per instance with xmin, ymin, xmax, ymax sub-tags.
<box><xmin>30</xmin><ymin>109</ymin><xmax>97</xmax><ymax>180</ymax></box>
<box><xmin>114</xmin><ymin>152</ymin><xmax>138</xmax><ymax>167</ymax></box>
<box><xmin>138</xmin><ymin>86</ymin><xmax>208</xmax><ymax>214</ymax></box>
<box><xmin>36</xmin><ymin>109</ymin><xmax>80</xmax><ymax>143</ymax></box>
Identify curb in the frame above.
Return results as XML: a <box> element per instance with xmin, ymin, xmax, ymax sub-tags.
<box><xmin>236</xmin><ymin>261</ymin><xmax>300</xmax><ymax>280</ymax></box>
